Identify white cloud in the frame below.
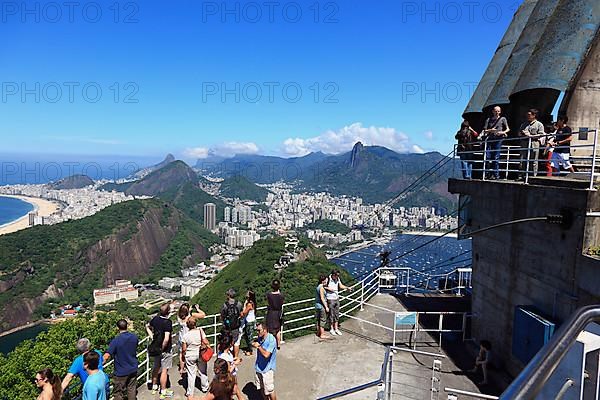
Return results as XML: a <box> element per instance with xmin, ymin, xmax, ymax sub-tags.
<box><xmin>281</xmin><ymin>123</ymin><xmax>416</xmax><ymax>157</ymax></box>
<box><xmin>183</xmin><ymin>147</ymin><xmax>209</xmax><ymax>159</ymax></box>
<box><xmin>182</xmin><ymin>141</ymin><xmax>259</xmax><ymax>160</ymax></box>
<box><xmin>423</xmin><ymin>131</ymin><xmax>434</xmax><ymax>140</ymax></box>
<box><xmin>213</xmin><ymin>141</ymin><xmax>259</xmax><ymax>157</ymax></box>
<box><xmin>412</xmin><ymin>145</ymin><xmax>425</xmax><ymax>153</ymax></box>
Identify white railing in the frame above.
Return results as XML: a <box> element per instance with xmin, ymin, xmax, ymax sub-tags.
<box><xmin>66</xmin><ymin>266</ymin><xmax>472</xmax><ymax>398</ymax></box>
<box><xmin>378</xmin><ymin>266</ymin><xmax>472</xmax><ymax>296</ymax></box>
<box><xmin>454</xmin><ymin>130</ymin><xmax>599</xmax><ymax>190</ymax></box>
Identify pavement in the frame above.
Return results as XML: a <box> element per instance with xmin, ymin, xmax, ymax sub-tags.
<box><xmin>137</xmin><ymin>294</ymin><xmax>487</xmax><ymax>399</ymax></box>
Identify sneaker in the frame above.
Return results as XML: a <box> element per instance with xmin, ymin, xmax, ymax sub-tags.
<box><xmin>335</xmin><ymin>329</ymin><xmax>342</xmax><ymax>336</ymax></box>
<box><xmin>151</xmin><ymin>385</ymin><xmax>159</xmax><ymax>395</ymax></box>
<box><xmin>330</xmin><ymin>329</ymin><xmax>336</xmax><ymax>336</ymax></box>
<box><xmin>160</xmin><ymin>389</ymin><xmax>174</xmax><ymax>398</ymax></box>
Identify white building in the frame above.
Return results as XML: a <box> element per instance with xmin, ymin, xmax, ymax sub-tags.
<box><xmin>93</xmin><ymin>280</ymin><xmax>139</xmax><ymax>305</ymax></box>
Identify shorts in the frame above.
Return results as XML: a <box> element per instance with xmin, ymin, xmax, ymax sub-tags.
<box><xmin>159</xmin><ymin>351</ymin><xmax>173</xmax><ymax>370</ymax></box>
<box><xmin>230</xmin><ymin>329</ymin><xmax>241</xmax><ymax>346</ymax></box>
<box><xmin>558</xmin><ymin>153</ymin><xmax>573</xmax><ymax>169</ymax></box>
<box><xmin>255</xmin><ymin>370</ymin><xmax>275</xmax><ymax>395</ymax></box>
<box><xmin>316</xmin><ymin>308</ymin><xmax>327</xmax><ymax>326</ymax></box>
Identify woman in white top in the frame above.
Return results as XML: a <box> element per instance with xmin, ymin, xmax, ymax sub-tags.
<box><xmin>181</xmin><ymin>317</ymin><xmax>210</xmax><ymax>399</ymax></box>
<box><xmin>177</xmin><ymin>303</ymin><xmax>205</xmax><ymax>376</ymax></box>
<box><xmin>240</xmin><ymin>290</ymin><xmax>257</xmax><ymax>356</ymax></box>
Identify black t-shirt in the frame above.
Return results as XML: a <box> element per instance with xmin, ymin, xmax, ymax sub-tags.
<box><xmin>150</xmin><ymin>315</ymin><xmax>173</xmax><ymax>352</ymax></box>
<box><xmin>484</xmin><ymin>116</ymin><xmax>508</xmax><ymax>137</ymax></box>
<box><xmin>555</xmin><ymin>126</ymin><xmax>572</xmax><ymax>153</ymax></box>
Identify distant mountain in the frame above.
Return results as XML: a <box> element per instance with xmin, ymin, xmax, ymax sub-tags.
<box><xmin>159</xmin><ymin>182</ymin><xmax>227</xmax><ymax>223</ymax></box>
<box><xmin>198</xmin><ymin>144</ymin><xmax>457</xmax><ymax>208</ymax></box>
<box><xmin>196</xmin><ymin>152</ymin><xmax>329</xmax><ymax>183</ymax></box>
<box><xmin>47</xmin><ymin>174</ymin><xmax>94</xmax><ymax>190</ymax></box>
<box><xmin>125</xmin><ymin>160</ymin><xmax>199</xmax><ymax>197</ymax></box>
<box><xmin>130</xmin><ymin>154</ymin><xmax>176</xmax><ymax>180</ymax></box>
<box><xmin>300</xmin><ymin>143</ymin><xmax>457</xmax><ymax>208</ymax></box>
<box><xmin>219</xmin><ymin>176</ymin><xmax>270</xmax><ymax>202</ymax></box>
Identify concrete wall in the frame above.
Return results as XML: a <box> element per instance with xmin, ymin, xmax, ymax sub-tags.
<box><xmin>448</xmin><ymin>179</ymin><xmax>600</xmax><ymax>376</ymax></box>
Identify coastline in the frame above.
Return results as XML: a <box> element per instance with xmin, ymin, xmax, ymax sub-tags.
<box><xmin>0</xmin><ymin>195</ymin><xmax>60</xmax><ymax>236</ymax></box>
<box><xmin>0</xmin><ymin>320</ymin><xmax>48</xmax><ymax>338</ymax></box>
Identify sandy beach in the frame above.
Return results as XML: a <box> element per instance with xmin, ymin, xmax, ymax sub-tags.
<box><xmin>0</xmin><ymin>195</ymin><xmax>60</xmax><ymax>236</ymax></box>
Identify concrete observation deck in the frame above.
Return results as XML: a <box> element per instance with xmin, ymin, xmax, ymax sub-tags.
<box><xmin>138</xmin><ymin>294</ymin><xmax>484</xmax><ymax>400</ymax></box>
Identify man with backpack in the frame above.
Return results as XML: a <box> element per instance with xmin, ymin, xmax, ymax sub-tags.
<box><xmin>147</xmin><ymin>303</ymin><xmax>173</xmax><ymax>399</ymax></box>
<box><xmin>220</xmin><ymin>288</ymin><xmax>243</xmax><ymax>358</ymax></box>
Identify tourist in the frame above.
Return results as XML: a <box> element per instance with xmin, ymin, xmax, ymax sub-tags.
<box><xmin>482</xmin><ymin>106</ymin><xmax>510</xmax><ymax>180</ymax></box>
<box><xmin>103</xmin><ymin>319</ymin><xmax>139</xmax><ymax>400</ymax></box>
<box><xmin>62</xmin><ymin>338</ymin><xmax>105</xmax><ymax>391</ymax></box>
<box><xmin>470</xmin><ymin>340</ymin><xmax>492</xmax><ymax>385</ymax></box>
<box><xmin>82</xmin><ymin>351</ymin><xmax>108</xmax><ymax>400</ymax></box>
<box><xmin>240</xmin><ymin>290</ymin><xmax>257</xmax><ymax>356</ymax></box>
<box><xmin>177</xmin><ymin>303</ymin><xmax>206</xmax><ymax>376</ymax></box>
<box><xmin>518</xmin><ymin>109</ymin><xmax>545</xmax><ymax>179</ymax></box>
<box><xmin>252</xmin><ymin>322</ymin><xmax>278</xmax><ymax>400</ymax></box>
<box><xmin>325</xmin><ymin>270</ymin><xmax>352</xmax><ymax>336</ymax></box>
<box><xmin>220</xmin><ymin>288</ymin><xmax>243</xmax><ymax>358</ymax></box>
<box><xmin>216</xmin><ymin>331</ymin><xmax>244</xmax><ymax>399</ymax></box>
<box><xmin>36</xmin><ymin>368</ymin><xmax>63</xmax><ymax>400</ymax></box>
<box><xmin>315</xmin><ymin>275</ymin><xmax>331</xmax><ymax>340</ymax></box>
<box><xmin>553</xmin><ymin>116</ymin><xmax>575</xmax><ymax>174</ymax></box>
<box><xmin>199</xmin><ymin>359</ymin><xmax>242</xmax><ymax>400</ymax></box>
<box><xmin>454</xmin><ymin>120</ymin><xmax>478</xmax><ymax>180</ymax></box>
<box><xmin>266</xmin><ymin>279</ymin><xmax>284</xmax><ymax>350</ymax></box>
<box><xmin>181</xmin><ymin>316</ymin><xmax>210</xmax><ymax>399</ymax></box>
<box><xmin>147</xmin><ymin>303</ymin><xmax>174</xmax><ymax>399</ymax></box>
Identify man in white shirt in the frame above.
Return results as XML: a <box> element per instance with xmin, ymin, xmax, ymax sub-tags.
<box><xmin>519</xmin><ymin>108</ymin><xmax>545</xmax><ymax>179</ymax></box>
<box><xmin>325</xmin><ymin>270</ymin><xmax>352</xmax><ymax>336</ymax></box>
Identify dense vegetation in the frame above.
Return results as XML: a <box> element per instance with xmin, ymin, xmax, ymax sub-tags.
<box><xmin>0</xmin><ymin>200</ymin><xmax>155</xmax><ymax>322</ymax></box>
<box><xmin>0</xmin><ymin>310</ymin><xmax>147</xmax><ymax>400</ymax></box>
<box><xmin>159</xmin><ymin>182</ymin><xmax>227</xmax><ymax>222</ymax></box>
<box><xmin>301</xmin><ymin>219</ymin><xmax>351</xmax><ymax>235</ymax></box>
<box><xmin>0</xmin><ymin>198</ymin><xmax>219</xmax><ymax>328</ymax></box>
<box><xmin>140</xmin><ymin>214</ymin><xmax>219</xmax><ymax>283</ymax></box>
<box><xmin>219</xmin><ymin>175</ymin><xmax>270</xmax><ymax>202</ymax></box>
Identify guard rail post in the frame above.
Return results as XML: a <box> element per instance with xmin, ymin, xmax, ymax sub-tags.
<box><xmin>280</xmin><ymin>302</ymin><xmax>285</xmax><ymax>344</ymax></box>
<box><xmin>482</xmin><ymin>140</ymin><xmax>488</xmax><ymax>180</ymax></box>
<box><xmin>525</xmin><ymin>137</ymin><xmax>531</xmax><ymax>184</ymax></box>
<box><xmin>590</xmin><ymin>128</ymin><xmax>599</xmax><ymax>190</ymax></box>
<box><xmin>360</xmin><ymin>281</ymin><xmax>365</xmax><ymax>311</ymax></box>
<box><xmin>212</xmin><ymin>314</ymin><xmax>218</xmax><ymax>353</ymax></box>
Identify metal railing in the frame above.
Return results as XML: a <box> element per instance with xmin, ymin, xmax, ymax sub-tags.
<box><xmin>454</xmin><ymin>130</ymin><xmax>599</xmax><ymax>190</ymax></box>
<box><xmin>64</xmin><ymin>266</ymin><xmax>473</xmax><ymax>398</ymax></box>
<box><xmin>499</xmin><ymin>305</ymin><xmax>600</xmax><ymax>400</ymax></box>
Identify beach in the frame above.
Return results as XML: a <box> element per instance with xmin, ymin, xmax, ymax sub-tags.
<box><xmin>0</xmin><ymin>195</ymin><xmax>60</xmax><ymax>236</ymax></box>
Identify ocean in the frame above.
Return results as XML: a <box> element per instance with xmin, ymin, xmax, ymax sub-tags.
<box><xmin>0</xmin><ymin>324</ymin><xmax>49</xmax><ymax>354</ymax></box>
<box><xmin>0</xmin><ymin>196</ymin><xmax>34</xmax><ymax>226</ymax></box>
<box><xmin>333</xmin><ymin>233</ymin><xmax>472</xmax><ymax>286</ymax></box>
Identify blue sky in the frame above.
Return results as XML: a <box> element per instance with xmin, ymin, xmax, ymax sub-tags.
<box><xmin>1</xmin><ymin>0</ymin><xmax>521</xmax><ymax>163</ymax></box>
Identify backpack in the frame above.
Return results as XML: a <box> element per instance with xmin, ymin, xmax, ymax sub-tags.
<box><xmin>148</xmin><ymin>327</ymin><xmax>164</xmax><ymax>357</ymax></box>
<box><xmin>223</xmin><ymin>301</ymin><xmax>241</xmax><ymax>330</ymax></box>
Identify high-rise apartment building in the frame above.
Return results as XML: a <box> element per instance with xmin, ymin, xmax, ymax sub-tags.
<box><xmin>204</xmin><ymin>203</ymin><xmax>216</xmax><ymax>230</ymax></box>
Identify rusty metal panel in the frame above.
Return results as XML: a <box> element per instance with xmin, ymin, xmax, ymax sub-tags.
<box><xmin>463</xmin><ymin>0</ymin><xmax>539</xmax><ymax>115</ymax></box>
<box><xmin>512</xmin><ymin>0</ymin><xmax>600</xmax><ymax>95</ymax></box>
<box><xmin>484</xmin><ymin>0</ymin><xmax>562</xmax><ymax>108</ymax></box>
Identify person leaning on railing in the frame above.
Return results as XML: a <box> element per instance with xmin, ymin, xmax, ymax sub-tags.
<box><xmin>61</xmin><ymin>338</ymin><xmax>105</xmax><ymax>392</ymax></box>
<box><xmin>553</xmin><ymin>116</ymin><xmax>575</xmax><ymax>174</ymax></box>
<box><xmin>481</xmin><ymin>106</ymin><xmax>510</xmax><ymax>180</ymax></box>
<box><xmin>103</xmin><ymin>319</ymin><xmax>139</xmax><ymax>400</ymax></box>
<box><xmin>518</xmin><ymin>109</ymin><xmax>545</xmax><ymax>180</ymax></box>
<box><xmin>455</xmin><ymin>120</ymin><xmax>479</xmax><ymax>180</ymax></box>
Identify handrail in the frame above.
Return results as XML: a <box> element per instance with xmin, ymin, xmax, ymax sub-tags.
<box><xmin>445</xmin><ymin>388</ymin><xmax>499</xmax><ymax>399</ymax></box>
<box><xmin>316</xmin><ymin>346</ymin><xmax>392</xmax><ymax>400</ymax></box>
<box><xmin>499</xmin><ymin>305</ymin><xmax>600</xmax><ymax>399</ymax></box>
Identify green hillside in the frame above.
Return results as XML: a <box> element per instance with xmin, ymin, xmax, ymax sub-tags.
<box><xmin>159</xmin><ymin>182</ymin><xmax>227</xmax><ymax>222</ymax></box>
<box><xmin>0</xmin><ymin>199</ymin><xmax>218</xmax><ymax>329</ymax></box>
<box><xmin>220</xmin><ymin>175</ymin><xmax>270</xmax><ymax>202</ymax></box>
<box><xmin>191</xmin><ymin>237</ymin><xmax>353</xmax><ymax>317</ymax></box>
<box><xmin>301</xmin><ymin>219</ymin><xmax>351</xmax><ymax>235</ymax></box>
